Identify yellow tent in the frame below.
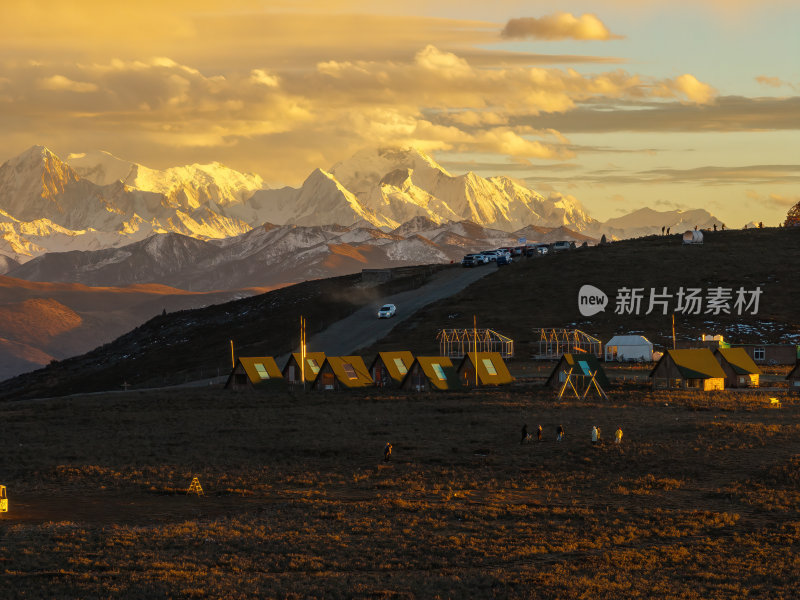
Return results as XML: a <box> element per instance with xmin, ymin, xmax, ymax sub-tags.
<box><xmin>314</xmin><ymin>356</ymin><xmax>373</xmax><ymax>390</ymax></box>
<box><xmin>458</xmin><ymin>352</ymin><xmax>514</xmax><ymax>386</ymax></box>
<box><xmin>225</xmin><ymin>357</ymin><xmax>283</xmax><ymax>390</ymax></box>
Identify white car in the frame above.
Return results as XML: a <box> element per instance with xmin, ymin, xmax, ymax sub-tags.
<box><xmin>377</xmin><ymin>303</ymin><xmax>397</xmax><ymax>318</ymax></box>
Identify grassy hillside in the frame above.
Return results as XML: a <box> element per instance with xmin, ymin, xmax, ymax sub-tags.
<box><xmin>366</xmin><ymin>227</ymin><xmax>800</xmax><ymax>357</ymax></box>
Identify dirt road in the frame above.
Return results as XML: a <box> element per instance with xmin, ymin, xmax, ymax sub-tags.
<box><xmin>302</xmin><ymin>263</ymin><xmax>497</xmax><ymax>355</ymax></box>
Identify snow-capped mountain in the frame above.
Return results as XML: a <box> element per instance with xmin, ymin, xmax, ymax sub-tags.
<box><xmin>0</xmin><ymin>145</ymin><xmax>723</xmax><ymax>266</ymax></box>
<box><xmin>332</xmin><ymin>147</ymin><xmax>597</xmax><ymax>232</ymax></box>
<box><xmin>67</xmin><ymin>150</ymin><xmax>266</xmax><ymax>209</ymax></box>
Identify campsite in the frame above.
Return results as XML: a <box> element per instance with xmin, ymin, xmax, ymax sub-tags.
<box><xmin>1</xmin><ymin>373</ymin><xmax>799</xmax><ymax>597</ymax></box>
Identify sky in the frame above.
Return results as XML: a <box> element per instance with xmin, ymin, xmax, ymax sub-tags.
<box><xmin>0</xmin><ymin>0</ymin><xmax>798</xmax><ymax>226</ymax></box>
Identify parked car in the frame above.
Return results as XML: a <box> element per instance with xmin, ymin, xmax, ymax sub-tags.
<box><xmin>480</xmin><ymin>250</ymin><xmax>499</xmax><ymax>262</ymax></box>
<box><xmin>377</xmin><ymin>304</ymin><xmax>397</xmax><ymax>318</ymax></box>
<box><xmin>461</xmin><ymin>253</ymin><xmax>483</xmax><ymax>267</ymax></box>
<box><xmin>550</xmin><ymin>240</ymin><xmax>572</xmax><ymax>252</ymax></box>
<box><xmin>497</xmin><ymin>254</ymin><xmax>513</xmax><ymax>265</ymax></box>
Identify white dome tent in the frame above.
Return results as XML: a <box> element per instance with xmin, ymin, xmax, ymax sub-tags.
<box><xmin>605</xmin><ymin>335</ymin><xmax>654</xmax><ymax>362</ymax></box>
<box><xmin>682</xmin><ymin>230</ymin><xmax>704</xmax><ymax>244</ymax></box>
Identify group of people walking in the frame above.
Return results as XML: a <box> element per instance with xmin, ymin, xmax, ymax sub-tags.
<box><xmin>521</xmin><ymin>423</ymin><xmax>623</xmax><ymax>445</ymax></box>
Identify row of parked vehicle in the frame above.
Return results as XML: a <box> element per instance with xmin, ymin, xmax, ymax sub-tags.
<box><xmin>461</xmin><ymin>240</ymin><xmax>577</xmax><ymax>267</ymax></box>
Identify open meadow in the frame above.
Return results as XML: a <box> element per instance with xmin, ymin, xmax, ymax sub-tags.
<box><xmin>1</xmin><ymin>383</ymin><xmax>799</xmax><ymax>598</ymax></box>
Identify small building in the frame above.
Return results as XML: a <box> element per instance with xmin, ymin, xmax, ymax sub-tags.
<box><xmin>545</xmin><ymin>354</ymin><xmax>610</xmax><ymax>390</ymax></box>
<box><xmin>313</xmin><ymin>356</ymin><xmax>373</xmax><ymax>391</ymax></box>
<box><xmin>604</xmin><ymin>335</ymin><xmax>654</xmax><ymax>362</ymax></box>
<box><xmin>457</xmin><ymin>352</ymin><xmax>513</xmax><ymax>387</ymax></box>
<box><xmin>732</xmin><ymin>344</ymin><xmax>800</xmax><ymax>366</ymax></box>
<box><xmin>369</xmin><ymin>351</ymin><xmax>415</xmax><ymax>388</ymax></box>
<box><xmin>401</xmin><ymin>356</ymin><xmax>463</xmax><ymax>392</ymax></box>
<box><xmin>282</xmin><ymin>352</ymin><xmax>326</xmax><ymax>385</ymax></box>
<box><xmin>786</xmin><ymin>361</ymin><xmax>800</xmax><ymax>389</ymax></box>
<box><xmin>225</xmin><ymin>356</ymin><xmax>284</xmax><ymax>391</ymax></box>
<box><xmin>714</xmin><ymin>348</ymin><xmax>761</xmax><ymax>388</ymax></box>
<box><xmin>650</xmin><ymin>349</ymin><xmax>725</xmax><ymax>391</ymax></box>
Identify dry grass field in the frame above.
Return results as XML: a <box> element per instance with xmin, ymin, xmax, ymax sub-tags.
<box><xmin>1</xmin><ymin>383</ymin><xmax>798</xmax><ymax>598</ymax></box>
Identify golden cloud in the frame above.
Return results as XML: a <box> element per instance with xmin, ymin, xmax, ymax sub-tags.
<box><xmin>37</xmin><ymin>75</ymin><xmax>98</xmax><ymax>93</ymax></box>
<box><xmin>501</xmin><ymin>13</ymin><xmax>623</xmax><ymax>41</ymax></box>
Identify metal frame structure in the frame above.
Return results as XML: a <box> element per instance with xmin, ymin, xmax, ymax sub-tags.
<box><xmin>437</xmin><ymin>329</ymin><xmax>514</xmax><ymax>359</ymax></box>
<box><xmin>533</xmin><ymin>328</ymin><xmax>602</xmax><ymax>359</ymax></box>
<box><xmin>557</xmin><ymin>367</ymin><xmax>608</xmax><ymax>400</ymax></box>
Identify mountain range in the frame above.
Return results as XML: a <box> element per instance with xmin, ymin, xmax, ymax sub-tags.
<box><xmin>0</xmin><ymin>145</ymin><xmax>722</xmax><ymax>267</ymax></box>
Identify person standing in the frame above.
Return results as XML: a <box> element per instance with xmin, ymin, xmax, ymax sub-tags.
<box><xmin>615</xmin><ymin>428</ymin><xmax>623</xmax><ymax>444</ymax></box>
<box><xmin>591</xmin><ymin>426</ymin><xmax>599</xmax><ymax>444</ymax></box>
<box><xmin>556</xmin><ymin>425</ymin><xmax>564</xmax><ymax>442</ymax></box>
<box><xmin>520</xmin><ymin>424</ymin><xmax>528</xmax><ymax>445</ymax></box>
<box><xmin>537</xmin><ymin>424</ymin><xmax>542</xmax><ymax>442</ymax></box>
<box><xmin>383</xmin><ymin>442</ymin><xmax>393</xmax><ymax>462</ymax></box>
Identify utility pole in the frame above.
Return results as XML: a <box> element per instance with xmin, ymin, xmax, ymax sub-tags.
<box><xmin>672</xmin><ymin>314</ymin><xmax>676</xmax><ymax>350</ymax></box>
<box><xmin>230</xmin><ymin>339</ymin><xmax>235</xmax><ymax>368</ymax></box>
<box><xmin>474</xmin><ymin>315</ymin><xmax>478</xmax><ymax>388</ymax></box>
<box><xmin>300</xmin><ymin>316</ymin><xmax>306</xmax><ymax>392</ymax></box>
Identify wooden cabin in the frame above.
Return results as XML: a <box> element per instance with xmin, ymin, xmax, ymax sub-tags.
<box><xmin>714</xmin><ymin>348</ymin><xmax>761</xmax><ymax>388</ymax></box>
<box><xmin>650</xmin><ymin>349</ymin><xmax>725</xmax><ymax>391</ymax></box>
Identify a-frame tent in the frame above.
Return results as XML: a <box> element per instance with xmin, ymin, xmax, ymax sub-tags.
<box><xmin>313</xmin><ymin>356</ymin><xmax>373</xmax><ymax>390</ymax></box>
<box><xmin>369</xmin><ymin>351</ymin><xmax>415</xmax><ymax>388</ymax></box>
<box><xmin>401</xmin><ymin>356</ymin><xmax>464</xmax><ymax>392</ymax></box>
<box><xmin>225</xmin><ymin>356</ymin><xmax>285</xmax><ymax>391</ymax></box>
<box><xmin>457</xmin><ymin>352</ymin><xmax>513</xmax><ymax>387</ymax></box>
<box><xmin>282</xmin><ymin>352</ymin><xmax>326</xmax><ymax>385</ymax></box>
<box><xmin>545</xmin><ymin>353</ymin><xmax>610</xmax><ymax>399</ymax></box>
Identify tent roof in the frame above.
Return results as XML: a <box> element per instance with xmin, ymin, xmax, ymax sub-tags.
<box><xmin>546</xmin><ymin>353</ymin><xmax>610</xmax><ymax>388</ymax></box>
<box><xmin>370</xmin><ymin>351</ymin><xmax>415</xmax><ymax>382</ymax></box>
<box><xmin>606</xmin><ymin>335</ymin><xmax>653</xmax><ymax>347</ymax></box>
<box><xmin>653</xmin><ymin>349</ymin><xmax>726</xmax><ymax>379</ymax></box>
<box><xmin>715</xmin><ymin>348</ymin><xmax>761</xmax><ymax>375</ymax></box>
<box><xmin>285</xmin><ymin>352</ymin><xmax>326</xmax><ymax>382</ymax></box>
<box><xmin>459</xmin><ymin>352</ymin><xmax>513</xmax><ymax>385</ymax></box>
<box><xmin>322</xmin><ymin>356</ymin><xmax>373</xmax><ymax>388</ymax></box>
<box><xmin>238</xmin><ymin>356</ymin><xmax>282</xmax><ymax>384</ymax></box>
<box><xmin>407</xmin><ymin>356</ymin><xmax>460</xmax><ymax>391</ymax></box>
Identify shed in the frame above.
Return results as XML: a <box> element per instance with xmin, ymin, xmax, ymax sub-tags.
<box><xmin>225</xmin><ymin>356</ymin><xmax>284</xmax><ymax>391</ymax></box>
<box><xmin>401</xmin><ymin>356</ymin><xmax>463</xmax><ymax>392</ymax></box>
<box><xmin>545</xmin><ymin>354</ymin><xmax>610</xmax><ymax>390</ymax></box>
<box><xmin>369</xmin><ymin>351</ymin><xmax>415</xmax><ymax>388</ymax></box>
<box><xmin>282</xmin><ymin>352</ymin><xmax>326</xmax><ymax>384</ymax></box>
<box><xmin>714</xmin><ymin>348</ymin><xmax>761</xmax><ymax>388</ymax></box>
<box><xmin>650</xmin><ymin>349</ymin><xmax>725</xmax><ymax>391</ymax></box>
<box><xmin>786</xmin><ymin>360</ymin><xmax>800</xmax><ymax>389</ymax></box>
<box><xmin>314</xmin><ymin>356</ymin><xmax>373</xmax><ymax>390</ymax></box>
<box><xmin>457</xmin><ymin>352</ymin><xmax>513</xmax><ymax>387</ymax></box>
<box><xmin>604</xmin><ymin>335</ymin><xmax>654</xmax><ymax>362</ymax></box>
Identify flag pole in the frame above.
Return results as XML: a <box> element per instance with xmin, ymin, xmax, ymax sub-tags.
<box><xmin>230</xmin><ymin>339</ymin><xmax>235</xmax><ymax>369</ymax></box>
